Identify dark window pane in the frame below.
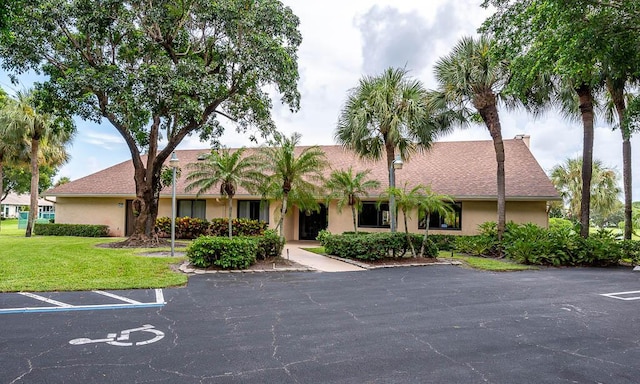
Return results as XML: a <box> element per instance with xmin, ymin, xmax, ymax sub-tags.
<box><xmin>238</xmin><ymin>200</ymin><xmax>269</xmax><ymax>223</ymax></box>
<box><xmin>177</xmin><ymin>200</ymin><xmax>206</xmax><ymax>220</ymax></box>
<box><xmin>358</xmin><ymin>202</ymin><xmax>389</xmax><ymax>228</ymax></box>
<box><xmin>419</xmin><ymin>202</ymin><xmax>462</xmax><ymax>230</ymax></box>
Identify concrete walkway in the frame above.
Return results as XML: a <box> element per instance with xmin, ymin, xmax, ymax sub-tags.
<box><xmin>283</xmin><ymin>241</ymin><xmax>365</xmax><ymax>272</ymax></box>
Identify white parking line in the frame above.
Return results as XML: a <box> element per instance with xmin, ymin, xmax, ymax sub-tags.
<box><xmin>18</xmin><ymin>292</ymin><xmax>73</xmax><ymax>307</ymax></box>
<box><xmin>600</xmin><ymin>290</ymin><xmax>640</xmax><ymax>301</ymax></box>
<box><xmin>0</xmin><ymin>289</ymin><xmax>165</xmax><ymax>314</ymax></box>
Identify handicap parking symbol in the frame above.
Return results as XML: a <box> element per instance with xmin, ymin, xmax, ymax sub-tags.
<box><xmin>69</xmin><ymin>324</ymin><xmax>164</xmax><ymax>347</ymax></box>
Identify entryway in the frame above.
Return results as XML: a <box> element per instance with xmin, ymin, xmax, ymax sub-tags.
<box><xmin>298</xmin><ymin>204</ymin><xmax>327</xmax><ymax>240</ymax></box>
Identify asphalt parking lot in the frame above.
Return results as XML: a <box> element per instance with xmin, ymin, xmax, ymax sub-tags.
<box><xmin>2</xmin><ymin>266</ymin><xmax>640</xmax><ymax>383</ymax></box>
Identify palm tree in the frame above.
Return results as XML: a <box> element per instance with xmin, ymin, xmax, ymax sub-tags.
<box><xmin>433</xmin><ymin>36</ymin><xmax>509</xmax><ymax>242</ymax></box>
<box><xmin>336</xmin><ymin>67</ymin><xmax>451</xmax><ymax>232</ymax></box>
<box><xmin>2</xmin><ymin>90</ymin><xmax>73</xmax><ymax>237</ymax></box>
<box><xmin>258</xmin><ymin>133</ymin><xmax>328</xmax><ymax>238</ymax></box>
<box><xmin>550</xmin><ymin>157</ymin><xmax>620</xmax><ymax>222</ymax></box>
<box><xmin>417</xmin><ymin>187</ymin><xmax>454</xmax><ymax>257</ymax></box>
<box><xmin>185</xmin><ymin>147</ymin><xmax>262</xmax><ymax>238</ymax></box>
<box><xmin>324</xmin><ymin>167</ymin><xmax>380</xmax><ymax>234</ymax></box>
<box><xmin>379</xmin><ymin>183</ymin><xmax>424</xmax><ymax>257</ymax></box>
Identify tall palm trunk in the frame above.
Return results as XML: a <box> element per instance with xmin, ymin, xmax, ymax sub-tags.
<box><xmin>385</xmin><ymin>141</ymin><xmax>397</xmax><ymax>232</ymax></box>
<box><xmin>26</xmin><ymin>137</ymin><xmax>39</xmax><ymax>237</ymax></box>
<box><xmin>477</xmin><ymin>97</ymin><xmax>505</xmax><ymax>243</ymax></box>
<box><xmin>608</xmin><ymin>82</ymin><xmax>633</xmax><ymax>240</ymax></box>
<box><xmin>278</xmin><ymin>192</ymin><xmax>288</xmax><ymax>238</ymax></box>
<box><xmin>576</xmin><ymin>84</ymin><xmax>595</xmax><ymax>238</ymax></box>
<box><xmin>403</xmin><ymin>209</ymin><xmax>416</xmax><ymax>257</ymax></box>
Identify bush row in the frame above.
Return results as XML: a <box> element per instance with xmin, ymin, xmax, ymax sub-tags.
<box><xmin>186</xmin><ymin>229</ymin><xmax>285</xmax><ymax>269</ymax></box>
<box><xmin>454</xmin><ymin>221</ymin><xmax>639</xmax><ymax>267</ymax></box>
<box><xmin>156</xmin><ymin>217</ymin><xmax>267</xmax><ymax>239</ymax></box>
<box><xmin>34</xmin><ymin>223</ymin><xmax>110</xmax><ymax>237</ymax></box>
<box><xmin>317</xmin><ymin>230</ymin><xmax>438</xmax><ymax>261</ymax></box>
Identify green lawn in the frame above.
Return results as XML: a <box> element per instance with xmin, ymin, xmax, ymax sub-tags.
<box><xmin>302</xmin><ymin>246</ymin><xmax>532</xmax><ymax>272</ymax></box>
<box><xmin>0</xmin><ymin>219</ymin><xmax>187</xmax><ymax>292</ymax></box>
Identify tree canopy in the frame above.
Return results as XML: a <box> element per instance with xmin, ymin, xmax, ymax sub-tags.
<box><xmin>0</xmin><ymin>0</ymin><xmax>303</xmax><ymax>243</ymax></box>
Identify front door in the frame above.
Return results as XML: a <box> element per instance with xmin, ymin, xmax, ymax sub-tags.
<box><xmin>125</xmin><ymin>200</ymin><xmax>135</xmax><ymax>236</ymax></box>
<box><xmin>298</xmin><ymin>204</ymin><xmax>327</xmax><ymax>240</ymax></box>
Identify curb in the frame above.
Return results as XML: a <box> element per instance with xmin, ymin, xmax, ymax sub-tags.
<box><xmin>178</xmin><ymin>262</ymin><xmax>316</xmax><ymax>275</ymax></box>
<box><xmin>323</xmin><ymin>254</ymin><xmax>463</xmax><ymax>270</ymax></box>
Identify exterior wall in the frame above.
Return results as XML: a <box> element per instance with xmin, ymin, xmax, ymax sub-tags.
<box><xmin>55</xmin><ymin>196</ymin><xmax>550</xmax><ymax>240</ymax></box>
<box><xmin>55</xmin><ymin>197</ymin><xmax>128</xmax><ymax>236</ymax></box>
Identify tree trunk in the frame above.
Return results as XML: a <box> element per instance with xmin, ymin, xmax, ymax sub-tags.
<box><xmin>478</xmin><ymin>99</ymin><xmax>505</xmax><ymax>244</ymax></box>
<box><xmin>419</xmin><ymin>213</ymin><xmax>431</xmax><ymax>257</ymax></box>
<box><xmin>25</xmin><ymin>138</ymin><xmax>39</xmax><ymax>237</ymax></box>
<box><xmin>385</xmin><ymin>142</ymin><xmax>397</xmax><ymax>232</ymax></box>
<box><xmin>278</xmin><ymin>192</ymin><xmax>288</xmax><ymax>238</ymax></box>
<box><xmin>0</xmin><ymin>157</ymin><xmax>4</xmax><ymax>233</ymax></box>
<box><xmin>609</xmin><ymin>82</ymin><xmax>633</xmax><ymax>240</ymax></box>
<box><xmin>351</xmin><ymin>204</ymin><xmax>357</xmax><ymax>234</ymax></box>
<box><xmin>227</xmin><ymin>196</ymin><xmax>233</xmax><ymax>239</ymax></box>
<box><xmin>576</xmin><ymin>84</ymin><xmax>595</xmax><ymax>239</ymax></box>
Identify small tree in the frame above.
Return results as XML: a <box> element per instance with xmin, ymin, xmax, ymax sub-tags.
<box><xmin>417</xmin><ymin>187</ymin><xmax>454</xmax><ymax>257</ymax></box>
<box><xmin>379</xmin><ymin>183</ymin><xmax>424</xmax><ymax>257</ymax></box>
<box><xmin>258</xmin><ymin>133</ymin><xmax>328</xmax><ymax>238</ymax></box>
<box><xmin>324</xmin><ymin>167</ymin><xmax>380</xmax><ymax>234</ymax></box>
<box><xmin>185</xmin><ymin>148</ymin><xmax>262</xmax><ymax>238</ymax></box>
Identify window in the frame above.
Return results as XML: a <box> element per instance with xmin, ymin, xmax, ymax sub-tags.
<box><xmin>237</xmin><ymin>200</ymin><xmax>269</xmax><ymax>223</ymax></box>
<box><xmin>419</xmin><ymin>202</ymin><xmax>462</xmax><ymax>230</ymax></box>
<box><xmin>358</xmin><ymin>202</ymin><xmax>390</xmax><ymax>228</ymax></box>
<box><xmin>178</xmin><ymin>200</ymin><xmax>206</xmax><ymax>219</ymax></box>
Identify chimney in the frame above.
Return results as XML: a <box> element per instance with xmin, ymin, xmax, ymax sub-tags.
<box><xmin>514</xmin><ymin>134</ymin><xmax>530</xmax><ymax>148</ymax></box>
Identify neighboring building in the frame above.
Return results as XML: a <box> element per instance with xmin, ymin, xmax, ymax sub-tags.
<box><xmin>44</xmin><ymin>136</ymin><xmax>560</xmax><ymax>240</ymax></box>
<box><xmin>1</xmin><ymin>192</ymin><xmax>55</xmax><ymax>219</ymax></box>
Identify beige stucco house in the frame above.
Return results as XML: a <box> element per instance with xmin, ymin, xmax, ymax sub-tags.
<box><xmin>44</xmin><ymin>135</ymin><xmax>560</xmax><ymax>240</ymax></box>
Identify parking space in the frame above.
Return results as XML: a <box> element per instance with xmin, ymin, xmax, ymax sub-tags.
<box><xmin>601</xmin><ymin>289</ymin><xmax>640</xmax><ymax>301</ymax></box>
<box><xmin>0</xmin><ymin>289</ymin><xmax>165</xmax><ymax>314</ymax></box>
<box><xmin>2</xmin><ymin>267</ymin><xmax>640</xmax><ymax>383</ymax></box>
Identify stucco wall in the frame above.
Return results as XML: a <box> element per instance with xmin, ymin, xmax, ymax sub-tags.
<box><xmin>55</xmin><ymin>197</ymin><xmax>128</xmax><ymax>236</ymax></box>
<box><xmin>55</xmin><ymin>197</ymin><xmax>549</xmax><ymax>240</ymax></box>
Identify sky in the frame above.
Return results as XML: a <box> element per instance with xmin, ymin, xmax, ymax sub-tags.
<box><xmin>1</xmin><ymin>0</ymin><xmax>639</xmax><ymax>199</ymax></box>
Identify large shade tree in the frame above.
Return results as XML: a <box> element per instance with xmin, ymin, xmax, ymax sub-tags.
<box><xmin>432</xmin><ymin>36</ymin><xmax>510</xmax><ymax>242</ymax></box>
<box><xmin>1</xmin><ymin>89</ymin><xmax>73</xmax><ymax>236</ymax></box>
<box><xmin>258</xmin><ymin>133</ymin><xmax>328</xmax><ymax>238</ymax></box>
<box><xmin>0</xmin><ymin>0</ymin><xmax>302</xmax><ymax>245</ymax></box>
<box><xmin>324</xmin><ymin>167</ymin><xmax>380</xmax><ymax>234</ymax></box>
<box><xmin>336</xmin><ymin>67</ymin><xmax>449</xmax><ymax>232</ymax></box>
<box><xmin>185</xmin><ymin>148</ymin><xmax>262</xmax><ymax>238</ymax></box>
<box><xmin>480</xmin><ymin>0</ymin><xmax>636</xmax><ymax>237</ymax></box>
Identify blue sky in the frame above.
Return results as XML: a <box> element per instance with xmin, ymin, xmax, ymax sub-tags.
<box><xmin>2</xmin><ymin>0</ymin><xmax>639</xmax><ymax>199</ymax></box>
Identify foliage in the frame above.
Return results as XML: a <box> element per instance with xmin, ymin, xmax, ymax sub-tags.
<box><xmin>324</xmin><ymin>167</ymin><xmax>380</xmax><ymax>233</ymax></box>
<box><xmin>257</xmin><ymin>132</ymin><xmax>328</xmax><ymax>237</ymax></box>
<box><xmin>548</xmin><ymin>217</ymin><xmax>576</xmax><ymax>232</ymax></box>
<box><xmin>155</xmin><ymin>217</ymin><xmax>266</xmax><ymax>239</ymax></box>
<box><xmin>2</xmin><ymin>163</ymin><xmax>57</xmax><ymax>198</ymax></box>
<box><xmin>318</xmin><ymin>231</ymin><xmax>437</xmax><ymax>261</ymax></box>
<box><xmin>426</xmin><ymin>234</ymin><xmax>458</xmax><ymax>251</ymax></box>
<box><xmin>550</xmin><ymin>157</ymin><xmax>620</xmax><ymax>222</ymax></box>
<box><xmin>33</xmin><ymin>223</ymin><xmax>110</xmax><ymax>237</ymax></box>
<box><xmin>0</xmin><ymin>0</ymin><xmax>303</xmax><ymax>242</ymax></box>
<box><xmin>255</xmin><ymin>229</ymin><xmax>285</xmax><ymax>260</ymax></box>
<box><xmin>208</xmin><ymin>218</ymin><xmax>267</xmax><ymax>237</ymax></box>
<box><xmin>432</xmin><ymin>35</ymin><xmax>510</xmax><ymax>242</ymax></box>
<box><xmin>186</xmin><ymin>236</ymin><xmax>257</xmax><ymax>270</ymax></box>
<box><xmin>453</xmin><ymin>235</ymin><xmax>498</xmax><ymax>257</ymax></box>
<box><xmin>185</xmin><ymin>148</ymin><xmax>263</xmax><ymax>238</ymax></box>
<box><xmin>621</xmin><ymin>240</ymin><xmax>640</xmax><ymax>266</ymax></box>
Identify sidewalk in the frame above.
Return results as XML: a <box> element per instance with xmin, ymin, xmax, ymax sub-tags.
<box><xmin>283</xmin><ymin>241</ymin><xmax>365</xmax><ymax>272</ymax></box>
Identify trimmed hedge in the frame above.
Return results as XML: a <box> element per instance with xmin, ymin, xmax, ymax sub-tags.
<box><xmin>318</xmin><ymin>231</ymin><xmax>438</xmax><ymax>261</ymax></box>
<box><xmin>34</xmin><ymin>223</ymin><xmax>110</xmax><ymax>237</ymax></box>
<box><xmin>186</xmin><ymin>230</ymin><xmax>285</xmax><ymax>269</ymax></box>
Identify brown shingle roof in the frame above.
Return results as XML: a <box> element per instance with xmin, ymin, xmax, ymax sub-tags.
<box><xmin>46</xmin><ymin>139</ymin><xmax>559</xmax><ymax>200</ymax></box>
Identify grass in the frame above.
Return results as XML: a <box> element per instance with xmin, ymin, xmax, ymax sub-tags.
<box><xmin>0</xmin><ymin>219</ymin><xmax>187</xmax><ymax>292</ymax></box>
<box><xmin>302</xmin><ymin>246</ymin><xmax>533</xmax><ymax>272</ymax></box>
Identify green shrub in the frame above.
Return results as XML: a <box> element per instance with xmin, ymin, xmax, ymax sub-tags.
<box><xmin>255</xmin><ymin>229</ymin><xmax>285</xmax><ymax>260</ymax></box>
<box><xmin>621</xmin><ymin>240</ymin><xmax>640</xmax><ymax>266</ymax></box>
<box><xmin>578</xmin><ymin>229</ymin><xmax>621</xmax><ymax>266</ymax></box>
<box><xmin>186</xmin><ymin>236</ymin><xmax>257</xmax><ymax>269</ymax></box>
<box><xmin>208</xmin><ymin>218</ymin><xmax>267</xmax><ymax>237</ymax></box>
<box><xmin>426</xmin><ymin>234</ymin><xmax>457</xmax><ymax>251</ymax></box>
<box><xmin>454</xmin><ymin>235</ymin><xmax>497</xmax><ymax>257</ymax></box>
<box><xmin>316</xmin><ymin>229</ymin><xmax>332</xmax><ymax>244</ymax></box>
<box><xmin>155</xmin><ymin>216</ymin><xmax>209</xmax><ymax>239</ymax></box>
<box><xmin>548</xmin><ymin>217</ymin><xmax>575</xmax><ymax>232</ymax></box>
<box><xmin>320</xmin><ymin>232</ymin><xmax>437</xmax><ymax>261</ymax></box>
<box><xmin>34</xmin><ymin>223</ymin><xmax>110</xmax><ymax>237</ymax></box>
